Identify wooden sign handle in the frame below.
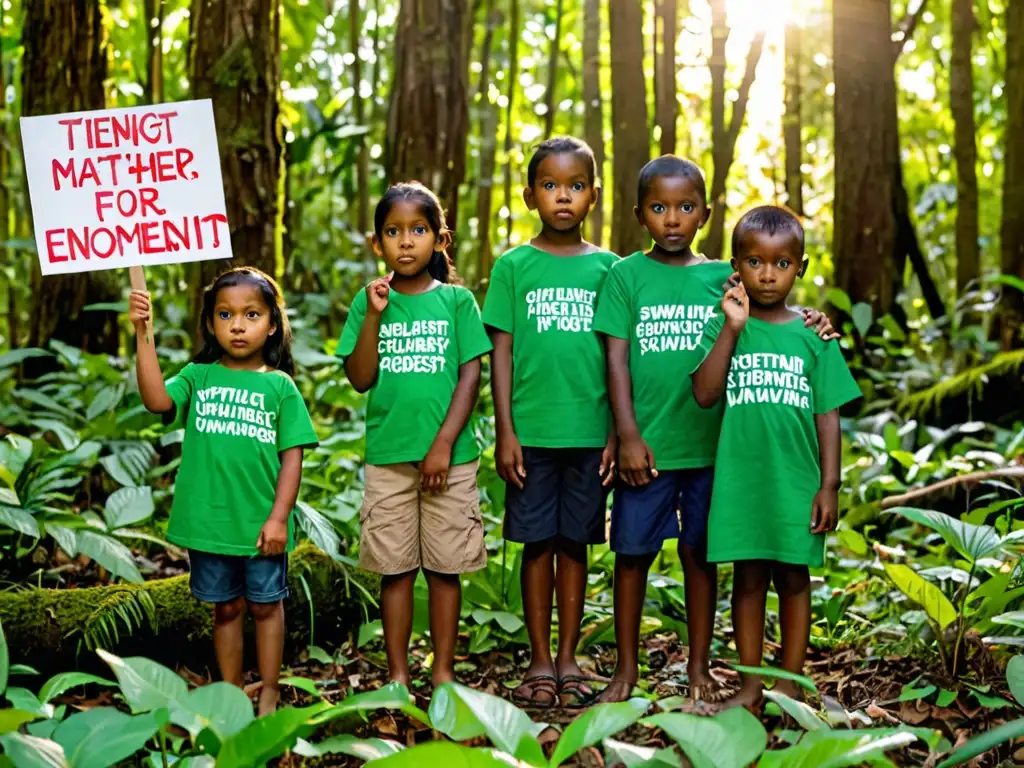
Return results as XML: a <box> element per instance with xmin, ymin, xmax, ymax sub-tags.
<box><xmin>129</xmin><ymin>266</ymin><xmax>153</xmax><ymax>345</ymax></box>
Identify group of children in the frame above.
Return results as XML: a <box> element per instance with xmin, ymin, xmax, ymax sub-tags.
<box><xmin>128</xmin><ymin>135</ymin><xmax>861</xmax><ymax>717</ymax></box>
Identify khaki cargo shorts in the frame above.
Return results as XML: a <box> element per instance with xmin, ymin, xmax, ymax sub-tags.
<box><xmin>359</xmin><ymin>459</ymin><xmax>487</xmax><ymax>575</ymax></box>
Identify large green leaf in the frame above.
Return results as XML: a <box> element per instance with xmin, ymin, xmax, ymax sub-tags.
<box><xmin>763</xmin><ymin>691</ymin><xmax>827</xmax><ymax>731</ymax></box>
<box><xmin>30</xmin><ymin>419</ymin><xmax>81</xmax><ymax>451</ymax></box>
<box><xmin>96</xmin><ymin>650</ymin><xmax>187</xmax><ymax>713</ymax></box>
<box><xmin>641</xmin><ymin>708</ymin><xmax>768</xmax><ymax>768</ymax></box>
<box><xmin>5</xmin><ymin>687</ymin><xmax>52</xmax><ymax>717</ymax></box>
<box><xmin>888</xmin><ymin>507</ymin><xmax>1002</xmax><ymax>561</ymax></box>
<box><xmin>0</xmin><ymin>709</ymin><xmax>40</xmax><ymax>735</ymax></box>
<box><xmin>993</xmin><ymin>612</ymin><xmax>1024</xmax><ymax>630</ymax></box>
<box><xmin>312</xmin><ymin>681</ymin><xmax>415</xmax><ymax>723</ymax></box>
<box><xmin>549</xmin><ymin>698</ymin><xmax>650</xmax><ymax>767</ymax></box>
<box><xmin>38</xmin><ymin>672</ymin><xmax>116</xmax><ymax>704</ymax></box>
<box><xmin>730</xmin><ymin>665</ymin><xmax>817</xmax><ymax>693</ymax></box>
<box><xmin>0</xmin><ymin>433</ymin><xmax>33</xmax><ymax>480</ymax></box>
<box><xmin>757</xmin><ymin>728</ymin><xmax>920</xmax><ymax>768</ymax></box>
<box><xmin>45</xmin><ymin>524</ymin><xmax>78</xmax><ymax>558</ymax></box>
<box><xmin>85</xmin><ymin>384</ymin><xmax>122</xmax><ymax>422</ymax></box>
<box><xmin>76</xmin><ymin>531</ymin><xmax>143</xmax><ymax>583</ymax></box>
<box><xmin>0</xmin><ymin>504</ymin><xmax>40</xmax><ymax>538</ymax></box>
<box><xmin>370</xmin><ymin>742</ymin><xmax>526</xmax><ymax>767</ymax></box>
<box><xmin>294</xmin><ymin>500</ymin><xmax>342</xmax><ymax>560</ymax></box>
<box><xmin>0</xmin><ymin>348</ymin><xmax>53</xmax><ymax>369</ymax></box>
<box><xmin>65</xmin><ymin>708</ymin><xmax>168</xmax><ymax>768</ymax></box>
<box><xmin>884</xmin><ymin>564</ymin><xmax>958</xmax><ymax>629</ymax></box>
<box><xmin>308</xmin><ymin>734</ymin><xmax>405</xmax><ymax>760</ymax></box>
<box><xmin>51</xmin><ymin>708</ymin><xmax>123</xmax><ymax>757</ymax></box>
<box><xmin>102</xmin><ymin>486</ymin><xmax>154</xmax><ymax>530</ymax></box>
<box><xmin>936</xmin><ymin>717</ymin><xmax>1024</xmax><ymax>768</ymax></box>
<box><xmin>602</xmin><ymin>738</ymin><xmax>682</xmax><ymax>768</ymax></box>
<box><xmin>429</xmin><ymin>682</ymin><xmax>545</xmax><ymax>765</ymax></box>
<box><xmin>215</xmin><ymin>702</ymin><xmax>331</xmax><ymax>768</ymax></box>
<box><xmin>1007</xmin><ymin>656</ymin><xmax>1024</xmax><ymax>707</ymax></box>
<box><xmin>0</xmin><ymin>732</ymin><xmax>67</xmax><ymax>767</ymax></box>
<box><xmin>168</xmin><ymin>682</ymin><xmax>254</xmax><ymax>741</ymax></box>
<box><xmin>0</xmin><ymin>618</ymin><xmax>7</xmax><ymax>695</ymax></box>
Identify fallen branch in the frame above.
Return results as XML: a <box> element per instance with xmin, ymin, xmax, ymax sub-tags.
<box><xmin>880</xmin><ymin>466</ymin><xmax>1024</xmax><ymax>509</ymax></box>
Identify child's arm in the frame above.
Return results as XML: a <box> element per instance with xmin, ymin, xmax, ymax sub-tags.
<box><xmin>129</xmin><ymin>290</ymin><xmax>174</xmax><ymax>414</ymax></box>
<box><xmin>606</xmin><ymin>336</ymin><xmax>656</xmax><ymax>487</ymax></box>
<box><xmin>490</xmin><ymin>330</ymin><xmax>525</xmax><ymax>489</ymax></box>
<box><xmin>811</xmin><ymin>410</ymin><xmax>840</xmax><ymax>534</ymax></box>
<box><xmin>692</xmin><ymin>283</ymin><xmax>749</xmax><ymax>408</ymax></box>
<box><xmin>421</xmin><ymin>358</ymin><xmax>482</xmax><ymax>492</ymax></box>
<box><xmin>257</xmin><ymin>447</ymin><xmax>303</xmax><ymax>555</ymax></box>
<box><xmin>344</xmin><ymin>277</ymin><xmax>390</xmax><ymax>392</ymax></box>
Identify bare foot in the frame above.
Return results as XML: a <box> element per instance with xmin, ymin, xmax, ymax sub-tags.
<box><xmin>389</xmin><ymin>672</ymin><xmax>412</xmax><ymax>687</ymax></box>
<box><xmin>688</xmin><ymin>664</ymin><xmax>729</xmax><ymax>704</ymax></box>
<box><xmin>596</xmin><ymin>678</ymin><xmax>636</xmax><ymax>703</ymax></box>
<box><xmin>432</xmin><ymin>667</ymin><xmax>456</xmax><ymax>688</ymax></box>
<box><xmin>257</xmin><ymin>685</ymin><xmax>280</xmax><ymax>717</ymax></box>
<box><xmin>718</xmin><ymin>684</ymin><xmax>763</xmax><ymax>715</ymax></box>
<box><xmin>771</xmin><ymin>680</ymin><xmax>804</xmax><ymax>702</ymax></box>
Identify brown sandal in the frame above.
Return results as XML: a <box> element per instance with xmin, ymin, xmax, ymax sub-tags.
<box><xmin>511</xmin><ymin>674</ymin><xmax>558</xmax><ymax>709</ymax></box>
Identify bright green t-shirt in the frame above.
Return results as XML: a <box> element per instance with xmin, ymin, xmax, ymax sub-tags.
<box><xmin>481</xmin><ymin>244</ymin><xmax>619</xmax><ymax>448</ymax></box>
<box><xmin>593</xmin><ymin>253</ymin><xmax>734</xmax><ymax>470</ymax></box>
<box><xmin>166</xmin><ymin>363</ymin><xmax>319</xmax><ymax>556</ymax></box>
<box><xmin>337</xmin><ymin>283</ymin><xmax>492</xmax><ymax>466</ymax></box>
<box><xmin>694</xmin><ymin>314</ymin><xmax>862</xmax><ymax>567</ymax></box>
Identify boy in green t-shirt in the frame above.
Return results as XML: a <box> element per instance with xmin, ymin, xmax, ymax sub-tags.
<box><xmin>692</xmin><ymin>206</ymin><xmax>862</xmax><ymax>712</ymax></box>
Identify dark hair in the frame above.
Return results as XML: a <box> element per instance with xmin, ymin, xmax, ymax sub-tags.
<box><xmin>526</xmin><ymin>136</ymin><xmax>598</xmax><ymax>187</ymax></box>
<box><xmin>731</xmin><ymin>205</ymin><xmax>806</xmax><ymax>259</ymax></box>
<box><xmin>373</xmin><ymin>182</ymin><xmax>460</xmax><ymax>284</ymax></box>
<box><xmin>636</xmin><ymin>155</ymin><xmax>707</xmax><ymax>208</ymax></box>
<box><xmin>193</xmin><ymin>267</ymin><xmax>295</xmax><ymax>376</ymax></box>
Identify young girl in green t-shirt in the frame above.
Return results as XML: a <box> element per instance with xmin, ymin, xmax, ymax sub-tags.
<box><xmin>338</xmin><ymin>182</ymin><xmax>492</xmax><ymax>689</ymax></box>
<box><xmin>129</xmin><ymin>267</ymin><xmax>319</xmax><ymax>716</ymax></box>
<box><xmin>692</xmin><ymin>206</ymin><xmax>862</xmax><ymax>713</ymax></box>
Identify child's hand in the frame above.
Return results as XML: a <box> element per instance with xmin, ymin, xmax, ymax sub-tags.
<box><xmin>421</xmin><ymin>438</ymin><xmax>452</xmax><ymax>492</ymax></box>
<box><xmin>256</xmin><ymin>519</ymin><xmax>288</xmax><ymax>556</ymax></box>
<box><xmin>600</xmin><ymin>435</ymin><xmax>617</xmax><ymax>487</ymax></box>
<box><xmin>366</xmin><ymin>275</ymin><xmax>391</xmax><ymax>315</ymax></box>
<box><xmin>496</xmin><ymin>427</ymin><xmax>526</xmax><ymax>490</ymax></box>
<box><xmin>618</xmin><ymin>435</ymin><xmax>657</xmax><ymax>487</ymax></box>
<box><xmin>811</xmin><ymin>488</ymin><xmax>838</xmax><ymax>534</ymax></box>
<box><xmin>722</xmin><ymin>277</ymin><xmax>749</xmax><ymax>333</ymax></box>
<box><xmin>128</xmin><ymin>289</ymin><xmax>152</xmax><ymax>333</ymax></box>
<box><xmin>803</xmin><ymin>308</ymin><xmax>840</xmax><ymax>341</ymax></box>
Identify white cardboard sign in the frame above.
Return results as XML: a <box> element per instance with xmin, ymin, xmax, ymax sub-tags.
<box><xmin>21</xmin><ymin>99</ymin><xmax>232</xmax><ymax>276</ymax></box>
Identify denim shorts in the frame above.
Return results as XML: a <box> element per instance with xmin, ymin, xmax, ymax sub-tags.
<box><xmin>609</xmin><ymin>467</ymin><xmax>715</xmax><ymax>555</ymax></box>
<box><xmin>188</xmin><ymin>549</ymin><xmax>289</xmax><ymax>604</ymax></box>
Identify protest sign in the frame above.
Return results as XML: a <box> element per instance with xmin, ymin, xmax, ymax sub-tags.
<box><xmin>21</xmin><ymin>99</ymin><xmax>232</xmax><ymax>276</ymax></box>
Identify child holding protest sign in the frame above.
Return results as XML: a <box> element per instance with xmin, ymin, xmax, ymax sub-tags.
<box><xmin>130</xmin><ymin>267</ymin><xmax>318</xmax><ymax>716</ymax></box>
<box><xmin>338</xmin><ymin>182</ymin><xmax>491</xmax><ymax>688</ymax></box>
<box><xmin>482</xmin><ymin>137</ymin><xmax>618</xmax><ymax>708</ymax></box>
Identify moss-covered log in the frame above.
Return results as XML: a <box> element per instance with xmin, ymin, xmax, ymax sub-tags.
<box><xmin>2</xmin><ymin>544</ymin><xmax>377</xmax><ymax>676</ymax></box>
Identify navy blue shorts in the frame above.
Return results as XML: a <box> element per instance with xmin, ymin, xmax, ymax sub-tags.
<box><xmin>188</xmin><ymin>549</ymin><xmax>289</xmax><ymax>604</ymax></box>
<box><xmin>504</xmin><ymin>447</ymin><xmax>609</xmax><ymax>545</ymax></box>
<box><xmin>609</xmin><ymin>467</ymin><xmax>714</xmax><ymax>555</ymax></box>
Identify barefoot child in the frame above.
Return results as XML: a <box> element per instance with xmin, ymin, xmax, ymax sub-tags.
<box><xmin>593</xmin><ymin>157</ymin><xmax>836</xmax><ymax>703</ymax></box>
<box><xmin>339</xmin><ymin>182</ymin><xmax>491</xmax><ymax>688</ymax></box>
<box><xmin>482</xmin><ymin>137</ymin><xmax>617</xmax><ymax>707</ymax></box>
<box><xmin>692</xmin><ymin>205</ymin><xmax>862</xmax><ymax>711</ymax></box>
<box><xmin>130</xmin><ymin>267</ymin><xmax>319</xmax><ymax>716</ymax></box>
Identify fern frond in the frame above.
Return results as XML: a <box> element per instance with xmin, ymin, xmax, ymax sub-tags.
<box><xmin>79</xmin><ymin>588</ymin><xmax>158</xmax><ymax>651</ymax></box>
<box><xmin>899</xmin><ymin>349</ymin><xmax>1024</xmax><ymax>416</ymax></box>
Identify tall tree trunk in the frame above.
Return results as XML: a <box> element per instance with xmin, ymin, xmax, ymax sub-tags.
<box><xmin>702</xmin><ymin>0</ymin><xmax>764</xmax><ymax>261</ymax></box>
<box><xmin>387</xmin><ymin>0</ymin><xmax>472</xmax><ymax>235</ymax></box>
<box><xmin>783</xmin><ymin>23</ymin><xmax>803</xmax><ymax>216</ymax></box>
<box><xmin>542</xmin><ymin>0</ymin><xmax>564</xmax><ymax>139</ymax></box>
<box><xmin>608</xmin><ymin>0</ymin><xmax>648</xmax><ymax>257</ymax></box>
<box><xmin>583</xmin><ymin>0</ymin><xmax>605</xmax><ymax>247</ymax></box>
<box><xmin>188</xmin><ymin>0</ymin><xmax>284</xmax><ymax>346</ymax></box>
<box><xmin>654</xmin><ymin>0</ymin><xmax>678</xmax><ymax>155</ymax></box>
<box><xmin>832</xmin><ymin>0</ymin><xmax>897</xmax><ymax>316</ymax></box>
<box><xmin>475</xmin><ymin>0</ymin><xmax>501</xmax><ymax>284</ymax></box>
<box><xmin>22</xmin><ymin>0</ymin><xmax>120</xmax><ymax>378</ymax></box>
<box><xmin>503</xmin><ymin>0</ymin><xmax>520</xmax><ymax>253</ymax></box>
<box><xmin>951</xmin><ymin>0</ymin><xmax>979</xmax><ymax>296</ymax></box>
<box><xmin>998</xmin><ymin>0</ymin><xmax>1024</xmax><ymax>347</ymax></box>
<box><xmin>144</xmin><ymin>0</ymin><xmax>165</xmax><ymax>103</ymax></box>
<box><xmin>350</xmin><ymin>0</ymin><xmax>373</xmax><ymax>273</ymax></box>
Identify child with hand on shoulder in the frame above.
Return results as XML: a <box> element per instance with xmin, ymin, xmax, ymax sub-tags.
<box><xmin>692</xmin><ymin>206</ymin><xmax>862</xmax><ymax>712</ymax></box>
<box><xmin>482</xmin><ymin>137</ymin><xmax>618</xmax><ymax>708</ymax></box>
<box><xmin>593</xmin><ymin>157</ymin><xmax>836</xmax><ymax>704</ymax></box>
<box><xmin>338</xmin><ymin>182</ymin><xmax>491</xmax><ymax>688</ymax></box>
<box><xmin>130</xmin><ymin>267</ymin><xmax>319</xmax><ymax>716</ymax></box>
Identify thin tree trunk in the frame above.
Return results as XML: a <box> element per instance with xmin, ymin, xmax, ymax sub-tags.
<box><xmin>387</xmin><ymin>0</ymin><xmax>472</xmax><ymax>235</ymax></box>
<box><xmin>608</xmin><ymin>0</ymin><xmax>648</xmax><ymax>257</ymax></box>
<box><xmin>832</xmin><ymin>0</ymin><xmax>897</xmax><ymax>316</ymax></box>
<box><xmin>475</xmin><ymin>0</ymin><xmax>501</xmax><ymax>284</ymax></box>
<box><xmin>188</xmin><ymin>0</ymin><xmax>284</xmax><ymax>347</ymax></box>
<box><xmin>542</xmin><ymin>0</ymin><xmax>564</xmax><ymax>139</ymax></box>
<box><xmin>503</xmin><ymin>0</ymin><xmax>519</xmax><ymax>252</ymax></box>
<box><xmin>702</xmin><ymin>0</ymin><xmax>764</xmax><ymax>261</ymax></box>
<box><xmin>22</xmin><ymin>0</ymin><xmax>120</xmax><ymax>379</ymax></box>
<box><xmin>951</xmin><ymin>0</ymin><xmax>979</xmax><ymax>296</ymax></box>
<box><xmin>350</xmin><ymin>0</ymin><xmax>373</xmax><ymax>272</ymax></box>
<box><xmin>0</xmin><ymin>49</ymin><xmax>11</xmax><ymax>349</ymax></box>
<box><xmin>998</xmin><ymin>0</ymin><xmax>1024</xmax><ymax>347</ymax></box>
<box><xmin>654</xmin><ymin>0</ymin><xmax>678</xmax><ymax>155</ymax></box>
<box><xmin>783</xmin><ymin>23</ymin><xmax>803</xmax><ymax>216</ymax></box>
<box><xmin>144</xmin><ymin>0</ymin><xmax>165</xmax><ymax>103</ymax></box>
<box><xmin>583</xmin><ymin>0</ymin><xmax>604</xmax><ymax>247</ymax></box>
